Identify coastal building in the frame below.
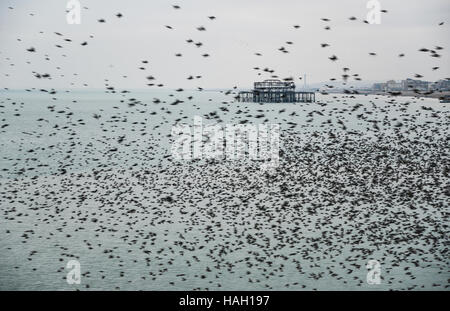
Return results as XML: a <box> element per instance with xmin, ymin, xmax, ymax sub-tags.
<box><xmin>430</xmin><ymin>79</ymin><xmax>450</xmax><ymax>91</ymax></box>
<box><xmin>238</xmin><ymin>79</ymin><xmax>315</xmax><ymax>103</ymax></box>
<box><xmin>372</xmin><ymin>78</ymin><xmax>436</xmax><ymax>92</ymax></box>
<box><xmin>373</xmin><ymin>83</ymin><xmax>387</xmax><ymax>92</ymax></box>
<box><xmin>403</xmin><ymin>78</ymin><xmax>430</xmax><ymax>91</ymax></box>
<box><xmin>386</xmin><ymin>80</ymin><xmax>403</xmax><ymax>91</ymax></box>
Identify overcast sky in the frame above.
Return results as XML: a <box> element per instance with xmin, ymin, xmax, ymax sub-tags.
<box><xmin>0</xmin><ymin>0</ymin><xmax>449</xmax><ymax>90</ymax></box>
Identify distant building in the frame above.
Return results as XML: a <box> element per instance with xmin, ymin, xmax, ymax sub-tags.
<box><xmin>373</xmin><ymin>83</ymin><xmax>386</xmax><ymax>91</ymax></box>
<box><xmin>386</xmin><ymin>80</ymin><xmax>403</xmax><ymax>91</ymax></box>
<box><xmin>402</xmin><ymin>78</ymin><xmax>430</xmax><ymax>91</ymax></box>
<box><xmin>430</xmin><ymin>79</ymin><xmax>450</xmax><ymax>91</ymax></box>
<box><xmin>372</xmin><ymin>78</ymin><xmax>438</xmax><ymax>92</ymax></box>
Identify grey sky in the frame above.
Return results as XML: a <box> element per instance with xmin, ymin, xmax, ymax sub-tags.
<box><xmin>0</xmin><ymin>0</ymin><xmax>449</xmax><ymax>90</ymax></box>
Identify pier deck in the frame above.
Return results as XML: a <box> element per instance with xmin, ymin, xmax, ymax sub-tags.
<box><xmin>238</xmin><ymin>79</ymin><xmax>315</xmax><ymax>103</ymax></box>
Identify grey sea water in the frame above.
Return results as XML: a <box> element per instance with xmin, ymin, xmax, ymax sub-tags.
<box><xmin>0</xmin><ymin>89</ymin><xmax>449</xmax><ymax>290</ymax></box>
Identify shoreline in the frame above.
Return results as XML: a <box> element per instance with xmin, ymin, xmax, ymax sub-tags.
<box><xmin>332</xmin><ymin>90</ymin><xmax>450</xmax><ymax>101</ymax></box>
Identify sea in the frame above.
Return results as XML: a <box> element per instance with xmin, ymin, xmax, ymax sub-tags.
<box><xmin>0</xmin><ymin>89</ymin><xmax>448</xmax><ymax>290</ymax></box>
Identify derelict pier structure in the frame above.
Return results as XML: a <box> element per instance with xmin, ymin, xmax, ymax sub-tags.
<box><xmin>238</xmin><ymin>79</ymin><xmax>315</xmax><ymax>103</ymax></box>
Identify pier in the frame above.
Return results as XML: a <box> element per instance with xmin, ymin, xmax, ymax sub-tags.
<box><xmin>238</xmin><ymin>79</ymin><xmax>315</xmax><ymax>103</ymax></box>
